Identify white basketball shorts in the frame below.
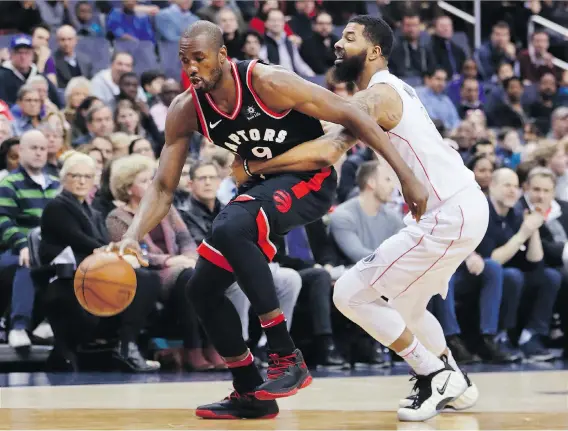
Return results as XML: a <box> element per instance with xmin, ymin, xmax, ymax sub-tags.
<box><xmin>355</xmin><ymin>185</ymin><xmax>489</xmax><ymax>306</ymax></box>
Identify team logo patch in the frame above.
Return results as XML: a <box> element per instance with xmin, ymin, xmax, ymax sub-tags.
<box><xmin>273</xmin><ymin>190</ymin><xmax>292</xmax><ymax>213</ymax></box>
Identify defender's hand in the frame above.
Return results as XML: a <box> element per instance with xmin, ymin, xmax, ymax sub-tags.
<box><xmin>95</xmin><ymin>238</ymin><xmax>149</xmax><ymax>267</ymax></box>
<box><xmin>401</xmin><ymin>178</ymin><xmax>428</xmax><ymax>222</ymax></box>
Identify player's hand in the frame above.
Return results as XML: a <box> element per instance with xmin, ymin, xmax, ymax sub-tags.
<box><xmin>19</xmin><ymin>247</ymin><xmax>30</xmax><ymax>268</ymax></box>
<box><xmin>465</xmin><ymin>252</ymin><xmax>485</xmax><ymax>276</ymax></box>
<box><xmin>96</xmin><ymin>238</ymin><xmax>149</xmax><ymax>267</ymax></box>
<box><xmin>165</xmin><ymin>255</ymin><xmax>196</xmax><ymax>268</ymax></box>
<box><xmin>231</xmin><ymin>155</ymin><xmax>249</xmax><ymax>186</ymax></box>
<box><xmin>401</xmin><ymin>177</ymin><xmax>428</xmax><ymax>222</ymax></box>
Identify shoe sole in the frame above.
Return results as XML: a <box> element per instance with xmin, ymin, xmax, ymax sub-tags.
<box><xmin>254</xmin><ymin>374</ymin><xmax>313</xmax><ymax>400</ymax></box>
<box><xmin>195</xmin><ymin>409</ymin><xmax>279</xmax><ymax>420</ymax></box>
<box><xmin>399</xmin><ymin>383</ymin><xmax>479</xmax><ymax>411</ymax></box>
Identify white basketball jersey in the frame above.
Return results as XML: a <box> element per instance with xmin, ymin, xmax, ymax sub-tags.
<box><xmin>368</xmin><ymin>70</ymin><xmax>476</xmax><ymax>210</ymax></box>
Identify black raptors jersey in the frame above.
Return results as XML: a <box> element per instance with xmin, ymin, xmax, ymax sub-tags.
<box><xmin>190</xmin><ymin>59</ymin><xmax>324</xmax><ymax>161</ymax></box>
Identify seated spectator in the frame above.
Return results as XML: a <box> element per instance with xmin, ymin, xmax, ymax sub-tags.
<box><xmin>451</xmin><ymin>120</ymin><xmax>476</xmax><ymax>161</ymax></box>
<box><xmin>519</xmin><ymin>167</ymin><xmax>568</xmax><ymax>357</ymax></box>
<box><xmin>35</xmin><ymin>0</ymin><xmax>68</xmax><ymax>29</ymax></box>
<box><xmin>54</xmin><ymin>25</ymin><xmax>94</xmax><ymax>89</ymax></box>
<box><xmin>217</xmin><ymin>7</ymin><xmax>245</xmax><ymax>59</ymax></box>
<box><xmin>416</xmin><ymin>67</ymin><xmax>460</xmax><ymax>131</ymax></box>
<box><xmin>105</xmin><ymin>154</ymin><xmax>222</xmax><ymax>370</ymax></box>
<box><xmin>495</xmin><ymin>129</ymin><xmax>522</xmax><ymax>170</ymax></box>
<box><xmin>39</xmin><ymin>151</ymin><xmax>160</xmax><ymax>372</ymax></box>
<box><xmin>149</xmin><ymin>79</ymin><xmax>181</xmax><ymax>133</ymax></box>
<box><xmin>128</xmin><ymin>136</ymin><xmax>155</xmax><ymax>160</ymax></box>
<box><xmin>73</xmin><ymin>105</ymin><xmax>114</xmax><ymax>147</ymax></box>
<box><xmin>259</xmin><ymin>9</ymin><xmax>314</xmax><ymax>77</ymax></box>
<box><xmin>388</xmin><ymin>12</ymin><xmax>436</xmax><ymax>85</ymax></box>
<box><xmin>91</xmin><ymin>136</ymin><xmax>114</xmax><ymax>164</ymax></box>
<box><xmin>28</xmin><ymin>75</ymin><xmax>60</xmax><ymax>117</ymax></box>
<box><xmin>299</xmin><ymin>11</ymin><xmax>338</xmax><ymax>75</ymax></box>
<box><xmin>240</xmin><ymin>30</ymin><xmax>263</xmax><ymax>61</ymax></box>
<box><xmin>430</xmin><ymin>15</ymin><xmax>467</xmax><ymax>80</ymax></box>
<box><xmin>549</xmin><ymin>107</ymin><xmax>568</xmax><ymax>141</ymax></box>
<box><xmin>0</xmin><ymin>35</ymin><xmax>60</xmax><ymax>107</ymax></box>
<box><xmin>72</xmin><ymin>1</ymin><xmax>104</xmax><ymax>37</ymax></box>
<box><xmin>469</xmin><ymin>138</ymin><xmax>497</xmax><ymax>165</ymax></box>
<box><xmin>114</xmin><ymin>76</ymin><xmax>163</xmax><ymax>150</ymax></box>
<box><xmin>486</xmin><ymin>77</ymin><xmax>527</xmax><ymax>129</ymax></box>
<box><xmin>64</xmin><ymin>84</ymin><xmax>95</xmax><ymax>133</ymax></box>
<box><xmin>106</xmin><ymin>0</ymin><xmax>155</xmax><ymax>43</ymax></box>
<box><xmin>457</xmin><ymin>78</ymin><xmax>484</xmax><ymax>119</ymax></box>
<box><xmin>479</xmin><ymin>168</ymin><xmax>560</xmax><ymax>361</ymax></box>
<box><xmin>90</xmin><ymin>52</ymin><xmax>145</xmax><ymax>107</ymax></box>
<box><xmin>516</xmin><ymin>30</ymin><xmax>559</xmax><ymax>85</ymax></box>
<box><xmin>526</xmin><ymin>73</ymin><xmax>567</xmax><ymax>136</ymax></box>
<box><xmin>274</xmin><ymin>222</ymin><xmax>349</xmax><ymax>367</ymax></box>
<box><xmin>485</xmin><ymin>61</ymin><xmax>515</xmax><ymax>109</ymax></box>
<box><xmin>155</xmin><ymin>0</ymin><xmax>199</xmax><ymax>42</ymax></box>
<box><xmin>0</xmin><ymin>116</ymin><xmax>13</xmax><ymax>145</ymax></box>
<box><xmin>91</xmin><ymin>158</ymin><xmax>120</xmax><ymax>219</ymax></box>
<box><xmin>336</xmin><ymin>147</ymin><xmax>375</xmax><ymax>203</ymax></box>
<box><xmin>476</xmin><ymin>21</ymin><xmax>516</xmax><ymax>81</ymax></box>
<box><xmin>331</xmin><ymin>160</ymin><xmax>403</xmax><ymax>264</ymax></box>
<box><xmin>0</xmin><ymin>1</ymin><xmax>42</xmax><ymax>35</ymax></box>
<box><xmin>249</xmin><ymin>0</ymin><xmax>293</xmax><ymax>38</ymax></box>
<box><xmin>528</xmin><ymin>140</ymin><xmax>568</xmax><ymax>201</ymax></box>
<box><xmin>0</xmin><ymin>137</ymin><xmax>20</xmax><ymax>181</ymax></box>
<box><xmin>447</xmin><ymin>59</ymin><xmax>486</xmax><ymax>108</ymax></box>
<box><xmin>12</xmin><ymin>86</ymin><xmax>42</xmax><ymax>136</ymax></box>
<box><xmin>40</xmin><ymin>122</ymin><xmax>66</xmax><ymax>176</ymax></box>
<box><xmin>287</xmin><ymin>0</ymin><xmax>316</xmax><ymax>41</ymax></box>
<box><xmin>467</xmin><ymin>155</ymin><xmax>495</xmax><ymax>196</ymax></box>
<box><xmin>140</xmin><ymin>70</ymin><xmax>165</xmax><ymax>107</ymax></box>
<box><xmin>197</xmin><ymin>0</ymin><xmax>246</xmax><ymax>33</ymax></box>
<box><xmin>0</xmin><ymin>130</ymin><xmax>59</xmax><ymax>349</ymax></box>
<box><xmin>31</xmin><ymin>24</ymin><xmax>57</xmax><ymax>86</ymax></box>
<box><xmin>76</xmin><ymin>143</ymin><xmax>104</xmax><ymax>196</ymax></box>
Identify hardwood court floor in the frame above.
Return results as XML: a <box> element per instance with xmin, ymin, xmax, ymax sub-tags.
<box><xmin>1</xmin><ymin>370</ymin><xmax>568</xmax><ymax>430</ymax></box>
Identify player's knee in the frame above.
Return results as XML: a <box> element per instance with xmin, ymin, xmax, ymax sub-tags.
<box><xmin>333</xmin><ymin>269</ymin><xmax>358</xmax><ymax>315</ymax></box>
<box><xmin>210</xmin><ymin>206</ymin><xmax>255</xmax><ymax>249</ymax></box>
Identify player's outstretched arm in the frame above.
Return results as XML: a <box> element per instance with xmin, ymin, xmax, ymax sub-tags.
<box><xmin>246</xmin><ymin>85</ymin><xmax>401</xmax><ymax>175</ymax></box>
<box><xmin>112</xmin><ymin>93</ymin><xmax>194</xmax><ymax>260</ymax></box>
<box><xmin>252</xmin><ymin>66</ymin><xmax>427</xmax><ymax>220</ymax></box>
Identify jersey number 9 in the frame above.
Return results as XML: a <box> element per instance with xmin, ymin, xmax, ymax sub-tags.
<box><xmin>252</xmin><ymin>146</ymin><xmax>273</xmax><ymax>159</ymax></box>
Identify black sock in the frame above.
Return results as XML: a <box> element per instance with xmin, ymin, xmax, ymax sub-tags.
<box><xmin>228</xmin><ymin>352</ymin><xmax>264</xmax><ymax>394</ymax></box>
<box><xmin>261</xmin><ymin>313</ymin><xmax>295</xmax><ymax>355</ymax></box>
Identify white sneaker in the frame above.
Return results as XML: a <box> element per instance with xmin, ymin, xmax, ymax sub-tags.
<box><xmin>399</xmin><ymin>372</ymin><xmax>478</xmax><ymax>411</ymax></box>
<box><xmin>397</xmin><ymin>366</ymin><xmax>468</xmax><ymax>422</ymax></box>
<box><xmin>8</xmin><ymin>329</ymin><xmax>31</xmax><ymax>349</ymax></box>
<box><xmin>32</xmin><ymin>322</ymin><xmax>54</xmax><ymax>340</ymax></box>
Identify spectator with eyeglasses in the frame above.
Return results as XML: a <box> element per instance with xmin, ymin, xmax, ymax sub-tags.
<box><xmin>12</xmin><ymin>86</ymin><xmax>42</xmax><ymax>136</ymax></box>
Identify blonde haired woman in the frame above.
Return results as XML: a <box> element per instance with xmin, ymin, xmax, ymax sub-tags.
<box><xmin>527</xmin><ymin>140</ymin><xmax>568</xmax><ymax>200</ymax></box>
<box><xmin>107</xmin><ymin>154</ymin><xmax>224</xmax><ymax>370</ymax></box>
<box><xmin>63</xmin><ymin>77</ymin><xmax>91</xmax><ymax>122</ymax></box>
<box><xmin>39</xmin><ymin>151</ymin><xmax>161</xmax><ymax>372</ymax></box>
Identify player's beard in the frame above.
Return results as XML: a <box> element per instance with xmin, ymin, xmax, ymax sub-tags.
<box><xmin>202</xmin><ymin>66</ymin><xmax>223</xmax><ymax>92</ymax></box>
<box><xmin>333</xmin><ymin>49</ymin><xmax>367</xmax><ymax>84</ymax></box>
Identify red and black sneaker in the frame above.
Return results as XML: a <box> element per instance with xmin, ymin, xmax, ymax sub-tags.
<box><xmin>195</xmin><ymin>391</ymin><xmax>279</xmax><ymax>419</ymax></box>
<box><xmin>254</xmin><ymin>348</ymin><xmax>312</xmax><ymax>400</ymax></box>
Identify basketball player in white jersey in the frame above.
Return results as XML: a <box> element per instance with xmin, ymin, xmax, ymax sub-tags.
<box><xmin>232</xmin><ymin>15</ymin><xmax>489</xmax><ymax>422</ymax></box>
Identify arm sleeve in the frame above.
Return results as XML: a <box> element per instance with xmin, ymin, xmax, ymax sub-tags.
<box><xmin>0</xmin><ymin>182</ymin><xmax>27</xmax><ymax>252</ymax></box>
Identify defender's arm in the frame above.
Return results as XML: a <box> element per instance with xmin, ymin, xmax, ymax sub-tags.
<box><xmin>246</xmin><ymin>84</ymin><xmax>402</xmax><ymax>175</ymax></box>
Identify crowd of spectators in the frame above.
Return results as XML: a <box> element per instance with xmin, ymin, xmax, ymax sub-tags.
<box><xmin>0</xmin><ymin>0</ymin><xmax>566</xmax><ymax>373</ymax></box>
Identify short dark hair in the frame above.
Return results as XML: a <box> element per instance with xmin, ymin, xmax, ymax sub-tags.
<box><xmin>189</xmin><ymin>160</ymin><xmax>218</xmax><ymax>180</ymax></box>
<box><xmin>493</xmin><ymin>21</ymin><xmax>510</xmax><ymax>31</ymax></box>
<box><xmin>402</xmin><ymin>11</ymin><xmax>421</xmax><ymax>21</ymax></box>
<box><xmin>0</xmin><ymin>137</ymin><xmax>20</xmax><ymax>171</ymax></box>
<box><xmin>356</xmin><ymin>160</ymin><xmax>380</xmax><ymax>190</ymax></box>
<box><xmin>503</xmin><ymin>76</ymin><xmax>522</xmax><ymax>90</ymax></box>
<box><xmin>183</xmin><ymin>20</ymin><xmax>224</xmax><ymax>51</ymax></box>
<box><xmin>466</xmin><ymin>154</ymin><xmax>495</xmax><ymax>172</ymax></box>
<box><xmin>532</xmin><ymin>29</ymin><xmax>549</xmax><ymax>40</ymax></box>
<box><xmin>425</xmin><ymin>67</ymin><xmax>446</xmax><ymax>78</ymax></box>
<box><xmin>348</xmin><ymin>15</ymin><xmax>394</xmax><ymax>59</ymax></box>
<box><xmin>461</xmin><ymin>77</ymin><xmax>478</xmax><ymax>89</ymax></box>
<box><xmin>140</xmin><ymin>70</ymin><xmax>165</xmax><ymax>89</ymax></box>
<box><xmin>86</xmin><ymin>105</ymin><xmax>109</xmax><ymax>124</ymax></box>
<box><xmin>470</xmin><ymin>138</ymin><xmax>494</xmax><ymax>155</ymax></box>
<box><xmin>119</xmin><ymin>72</ymin><xmax>138</xmax><ymax>85</ymax></box>
<box><xmin>244</xmin><ymin>30</ymin><xmax>263</xmax><ymax>45</ymax></box>
<box><xmin>33</xmin><ymin>23</ymin><xmax>51</xmax><ymax>35</ymax></box>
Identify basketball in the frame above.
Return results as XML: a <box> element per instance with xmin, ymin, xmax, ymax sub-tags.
<box><xmin>74</xmin><ymin>252</ymin><xmax>137</xmax><ymax>317</ymax></box>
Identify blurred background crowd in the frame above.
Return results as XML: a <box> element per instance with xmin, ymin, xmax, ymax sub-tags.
<box><xmin>0</xmin><ymin>0</ymin><xmax>567</xmax><ymax>374</ymax></box>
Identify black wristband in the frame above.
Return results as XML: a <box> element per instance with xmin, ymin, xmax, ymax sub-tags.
<box><xmin>243</xmin><ymin>159</ymin><xmax>253</xmax><ymax>177</ymax></box>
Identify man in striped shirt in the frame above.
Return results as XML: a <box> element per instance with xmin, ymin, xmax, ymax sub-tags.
<box><xmin>0</xmin><ymin>130</ymin><xmax>59</xmax><ymax>349</ymax></box>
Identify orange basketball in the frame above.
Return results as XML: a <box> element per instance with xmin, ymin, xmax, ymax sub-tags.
<box><xmin>74</xmin><ymin>252</ymin><xmax>137</xmax><ymax>317</ymax></box>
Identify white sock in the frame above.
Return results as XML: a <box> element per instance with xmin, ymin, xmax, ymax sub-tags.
<box><xmin>397</xmin><ymin>336</ymin><xmax>445</xmax><ymax>376</ymax></box>
<box><xmin>444</xmin><ymin>349</ymin><xmax>460</xmax><ymax>372</ymax></box>
<box><xmin>518</xmin><ymin>329</ymin><xmax>532</xmax><ymax>345</ymax></box>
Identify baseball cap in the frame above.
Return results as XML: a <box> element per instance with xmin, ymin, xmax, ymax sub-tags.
<box><xmin>10</xmin><ymin>34</ymin><xmax>32</xmax><ymax>50</ymax></box>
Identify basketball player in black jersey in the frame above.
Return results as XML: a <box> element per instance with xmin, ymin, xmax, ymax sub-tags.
<box><xmin>104</xmin><ymin>20</ymin><xmax>427</xmax><ymax>419</ymax></box>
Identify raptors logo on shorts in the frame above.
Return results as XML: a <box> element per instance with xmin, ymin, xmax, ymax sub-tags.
<box><xmin>273</xmin><ymin>190</ymin><xmax>292</xmax><ymax>213</ymax></box>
